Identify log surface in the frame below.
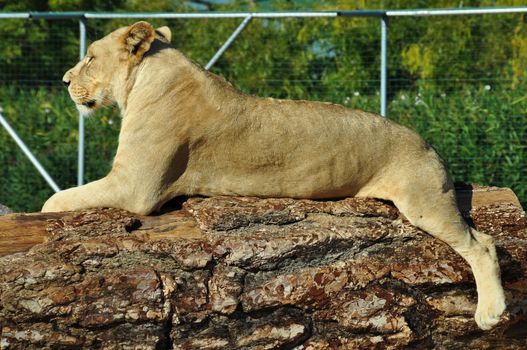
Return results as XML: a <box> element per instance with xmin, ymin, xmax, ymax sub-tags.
<box><xmin>0</xmin><ymin>186</ymin><xmax>526</xmax><ymax>349</ymax></box>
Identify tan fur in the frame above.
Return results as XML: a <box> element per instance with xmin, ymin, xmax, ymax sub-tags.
<box><xmin>43</xmin><ymin>22</ymin><xmax>506</xmax><ymax>330</ymax></box>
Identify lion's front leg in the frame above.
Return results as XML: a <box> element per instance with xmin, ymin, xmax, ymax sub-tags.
<box><xmin>42</xmin><ymin>177</ymin><xmax>115</xmax><ymax>213</ymax></box>
<box><xmin>42</xmin><ymin>189</ymin><xmax>75</xmax><ymax>212</ymax></box>
<box><xmin>42</xmin><ymin>176</ymin><xmax>161</xmax><ymax>214</ymax></box>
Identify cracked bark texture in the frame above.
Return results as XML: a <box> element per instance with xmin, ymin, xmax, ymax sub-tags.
<box><xmin>0</xmin><ymin>186</ymin><xmax>526</xmax><ymax>349</ymax></box>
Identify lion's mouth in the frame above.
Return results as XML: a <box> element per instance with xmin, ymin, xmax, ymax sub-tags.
<box><xmin>75</xmin><ymin>99</ymin><xmax>98</xmax><ymax>116</ymax></box>
<box><xmin>83</xmin><ymin>100</ymin><xmax>97</xmax><ymax>108</ymax></box>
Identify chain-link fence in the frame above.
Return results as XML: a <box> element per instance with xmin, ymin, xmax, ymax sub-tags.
<box><xmin>0</xmin><ymin>9</ymin><xmax>526</xmax><ymax>211</ymax></box>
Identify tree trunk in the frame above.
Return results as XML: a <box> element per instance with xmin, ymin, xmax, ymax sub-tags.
<box><xmin>0</xmin><ymin>185</ymin><xmax>526</xmax><ymax>349</ymax></box>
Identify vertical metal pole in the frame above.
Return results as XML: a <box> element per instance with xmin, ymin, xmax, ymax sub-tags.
<box><xmin>78</xmin><ymin>18</ymin><xmax>86</xmax><ymax>186</ymax></box>
<box><xmin>380</xmin><ymin>15</ymin><xmax>388</xmax><ymax>117</ymax></box>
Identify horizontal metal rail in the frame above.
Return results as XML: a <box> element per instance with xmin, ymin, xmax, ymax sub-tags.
<box><xmin>386</xmin><ymin>7</ymin><xmax>527</xmax><ymax>16</ymax></box>
<box><xmin>0</xmin><ymin>11</ymin><xmax>339</xmax><ymax>20</ymax></box>
<box><xmin>1</xmin><ymin>7</ymin><xmax>527</xmax><ymax>20</ymax></box>
<box><xmin>0</xmin><ymin>13</ymin><xmax>30</xmax><ymax>19</ymax></box>
<box><xmin>0</xmin><ymin>111</ymin><xmax>61</xmax><ymax>193</ymax></box>
<box><xmin>86</xmin><ymin>12</ymin><xmax>340</xmax><ymax>19</ymax></box>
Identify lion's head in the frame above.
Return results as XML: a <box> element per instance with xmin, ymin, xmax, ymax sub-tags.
<box><xmin>62</xmin><ymin>21</ymin><xmax>171</xmax><ymax>115</ymax></box>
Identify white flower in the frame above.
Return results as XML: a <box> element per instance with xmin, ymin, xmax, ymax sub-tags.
<box><xmin>484</xmin><ymin>85</ymin><xmax>491</xmax><ymax>91</ymax></box>
<box><xmin>354</xmin><ymin>91</ymin><xmax>360</xmax><ymax>96</ymax></box>
<box><xmin>441</xmin><ymin>93</ymin><xmax>446</xmax><ymax>98</ymax></box>
<box><xmin>400</xmin><ymin>95</ymin><xmax>407</xmax><ymax>101</ymax></box>
<box><xmin>108</xmin><ymin>119</ymin><xmax>114</xmax><ymax>125</ymax></box>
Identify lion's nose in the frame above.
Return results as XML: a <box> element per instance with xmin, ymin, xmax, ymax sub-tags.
<box><xmin>63</xmin><ymin>79</ymin><xmax>71</xmax><ymax>87</ymax></box>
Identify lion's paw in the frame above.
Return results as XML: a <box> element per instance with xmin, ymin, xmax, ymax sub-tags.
<box><xmin>42</xmin><ymin>193</ymin><xmax>69</xmax><ymax>213</ymax></box>
<box><xmin>474</xmin><ymin>292</ymin><xmax>506</xmax><ymax>330</ymax></box>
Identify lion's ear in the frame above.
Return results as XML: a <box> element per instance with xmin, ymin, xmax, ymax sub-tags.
<box><xmin>123</xmin><ymin>21</ymin><xmax>155</xmax><ymax>63</ymax></box>
<box><xmin>155</xmin><ymin>26</ymin><xmax>172</xmax><ymax>43</ymax></box>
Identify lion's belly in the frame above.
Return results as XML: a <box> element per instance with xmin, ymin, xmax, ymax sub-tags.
<box><xmin>182</xmin><ymin>145</ymin><xmax>382</xmax><ymax>199</ymax></box>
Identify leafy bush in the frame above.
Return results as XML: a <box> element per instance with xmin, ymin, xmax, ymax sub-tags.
<box><xmin>389</xmin><ymin>87</ymin><xmax>527</xmax><ymax>203</ymax></box>
<box><xmin>0</xmin><ymin>86</ymin><xmax>120</xmax><ymax>211</ymax></box>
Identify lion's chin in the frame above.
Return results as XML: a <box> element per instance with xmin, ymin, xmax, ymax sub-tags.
<box><xmin>76</xmin><ymin>103</ymin><xmax>97</xmax><ymax>116</ymax></box>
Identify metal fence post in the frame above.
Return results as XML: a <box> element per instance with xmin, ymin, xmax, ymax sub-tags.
<box><xmin>205</xmin><ymin>15</ymin><xmax>253</xmax><ymax>70</ymax></box>
<box><xmin>78</xmin><ymin>18</ymin><xmax>86</xmax><ymax>186</ymax></box>
<box><xmin>380</xmin><ymin>15</ymin><xmax>388</xmax><ymax>117</ymax></box>
<box><xmin>0</xmin><ymin>110</ymin><xmax>61</xmax><ymax>193</ymax></box>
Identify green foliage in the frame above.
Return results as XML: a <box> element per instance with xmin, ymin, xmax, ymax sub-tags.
<box><xmin>388</xmin><ymin>87</ymin><xmax>527</xmax><ymax>203</ymax></box>
<box><xmin>0</xmin><ymin>87</ymin><xmax>120</xmax><ymax>211</ymax></box>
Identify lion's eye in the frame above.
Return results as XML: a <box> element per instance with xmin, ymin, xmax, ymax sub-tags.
<box><xmin>86</xmin><ymin>56</ymin><xmax>94</xmax><ymax>65</ymax></box>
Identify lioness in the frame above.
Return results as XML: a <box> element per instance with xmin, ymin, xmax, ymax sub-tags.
<box><xmin>43</xmin><ymin>21</ymin><xmax>505</xmax><ymax>330</ymax></box>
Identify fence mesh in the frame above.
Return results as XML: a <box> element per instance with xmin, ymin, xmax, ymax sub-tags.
<box><xmin>0</xmin><ymin>13</ymin><xmax>526</xmax><ymax>211</ymax></box>
<box><xmin>386</xmin><ymin>14</ymin><xmax>527</xmax><ymax>205</ymax></box>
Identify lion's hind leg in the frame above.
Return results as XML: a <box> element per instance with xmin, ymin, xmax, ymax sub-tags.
<box><xmin>390</xmin><ymin>185</ymin><xmax>506</xmax><ymax>330</ymax></box>
<box><xmin>468</xmin><ymin>228</ymin><xmax>506</xmax><ymax>329</ymax></box>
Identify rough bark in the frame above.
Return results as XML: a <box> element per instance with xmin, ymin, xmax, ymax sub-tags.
<box><xmin>0</xmin><ymin>186</ymin><xmax>526</xmax><ymax>349</ymax></box>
